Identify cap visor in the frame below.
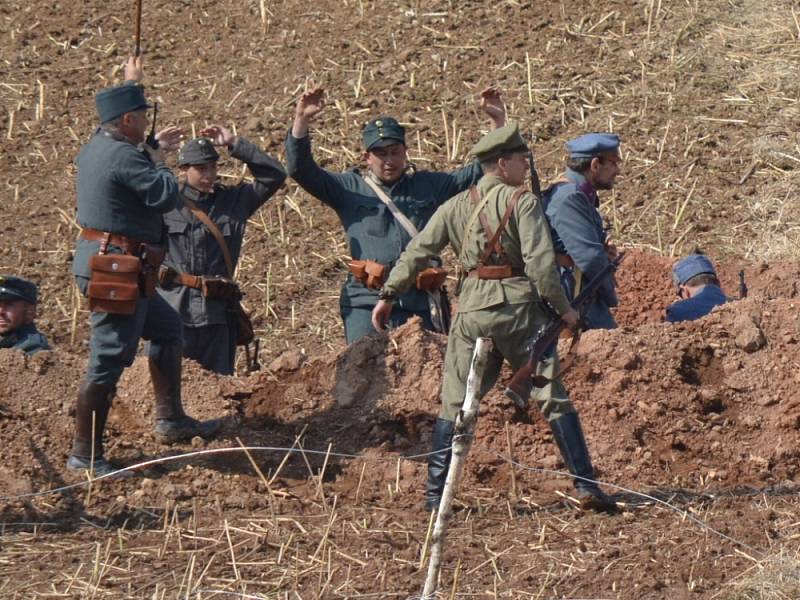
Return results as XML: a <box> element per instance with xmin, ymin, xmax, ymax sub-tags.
<box><xmin>366</xmin><ymin>138</ymin><xmax>405</xmax><ymax>150</ymax></box>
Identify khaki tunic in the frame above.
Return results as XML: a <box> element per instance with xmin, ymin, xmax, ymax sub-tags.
<box><xmin>384</xmin><ymin>175</ymin><xmax>575</xmax><ymax>421</ymax></box>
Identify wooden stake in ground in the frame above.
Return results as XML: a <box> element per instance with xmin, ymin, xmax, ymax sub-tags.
<box><xmin>421</xmin><ymin>337</ymin><xmax>492</xmax><ymax>599</ymax></box>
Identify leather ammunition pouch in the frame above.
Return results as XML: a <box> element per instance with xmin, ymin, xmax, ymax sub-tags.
<box><xmin>87</xmin><ymin>254</ymin><xmax>141</xmax><ymax>315</ymax></box>
<box><xmin>416</xmin><ymin>267</ymin><xmax>448</xmax><ymax>291</ymax></box>
<box><xmin>348</xmin><ymin>259</ymin><xmax>387</xmax><ymax>290</ymax></box>
<box><xmin>201</xmin><ymin>276</ymin><xmax>240</xmax><ymax>301</ymax></box>
<box><xmin>475</xmin><ymin>264</ymin><xmax>514</xmax><ymax>280</ymax></box>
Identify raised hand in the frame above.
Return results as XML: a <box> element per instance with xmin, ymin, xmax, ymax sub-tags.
<box><xmin>124</xmin><ymin>55</ymin><xmax>144</xmax><ymax>83</ymax></box>
<box><xmin>154</xmin><ymin>126</ymin><xmax>185</xmax><ymax>152</ymax></box>
<box><xmin>295</xmin><ymin>88</ymin><xmax>326</xmax><ymax>121</ymax></box>
<box><xmin>479</xmin><ymin>87</ymin><xmax>506</xmax><ymax>129</ymax></box>
<box><xmin>199</xmin><ymin>125</ymin><xmax>236</xmax><ymax>148</ymax></box>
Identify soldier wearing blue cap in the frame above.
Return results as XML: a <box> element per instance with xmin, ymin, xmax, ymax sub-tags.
<box><xmin>158</xmin><ymin>125</ymin><xmax>286</xmax><ymax>374</ymax></box>
<box><xmin>69</xmin><ymin>56</ymin><xmax>220</xmax><ymax>477</ymax></box>
<box><xmin>666</xmin><ymin>253</ymin><xmax>728</xmax><ymax>323</ymax></box>
<box><xmin>286</xmin><ymin>86</ymin><xmax>507</xmax><ymax>343</ymax></box>
<box><xmin>0</xmin><ymin>275</ymin><xmax>50</xmax><ymax>355</ymax></box>
<box><xmin>372</xmin><ymin>124</ymin><xmax>615</xmax><ymax>513</ymax></box>
<box><xmin>543</xmin><ymin>132</ymin><xmax>623</xmax><ymax>330</ymax></box>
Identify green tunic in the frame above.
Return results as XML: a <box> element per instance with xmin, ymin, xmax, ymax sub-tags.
<box><xmin>383</xmin><ymin>175</ymin><xmax>575</xmax><ymax>421</ymax></box>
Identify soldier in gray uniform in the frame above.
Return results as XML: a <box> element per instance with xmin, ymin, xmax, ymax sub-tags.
<box><xmin>0</xmin><ymin>275</ymin><xmax>50</xmax><ymax>355</ymax></box>
<box><xmin>543</xmin><ymin>133</ymin><xmax>622</xmax><ymax>330</ymax></box>
<box><xmin>373</xmin><ymin>124</ymin><xmax>616</xmax><ymax>512</ymax></box>
<box><xmin>69</xmin><ymin>57</ymin><xmax>221</xmax><ymax>476</ymax></box>
<box><xmin>158</xmin><ymin>126</ymin><xmax>286</xmax><ymax>374</ymax></box>
<box><xmin>286</xmin><ymin>87</ymin><xmax>506</xmax><ymax>343</ymax></box>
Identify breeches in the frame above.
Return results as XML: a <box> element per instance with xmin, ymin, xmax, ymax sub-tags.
<box><xmin>78</xmin><ymin>276</ymin><xmax>183</xmax><ymax>387</ymax></box>
<box><xmin>439</xmin><ymin>302</ymin><xmax>574</xmax><ymax>422</ymax></box>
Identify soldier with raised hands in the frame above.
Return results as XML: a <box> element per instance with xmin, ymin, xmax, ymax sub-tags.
<box><xmin>286</xmin><ymin>86</ymin><xmax>506</xmax><ymax>343</ymax></box>
<box><xmin>157</xmin><ymin>124</ymin><xmax>286</xmax><ymax>374</ymax></box>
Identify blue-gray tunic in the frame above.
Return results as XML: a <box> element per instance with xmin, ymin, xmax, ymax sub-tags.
<box><xmin>0</xmin><ymin>323</ymin><xmax>50</xmax><ymax>355</ymax></box>
<box><xmin>73</xmin><ymin>127</ymin><xmax>182</xmax><ymax>386</ymax></box>
<box><xmin>285</xmin><ymin>131</ymin><xmax>482</xmax><ymax>341</ymax></box>
<box><xmin>157</xmin><ymin>138</ymin><xmax>286</xmax><ymax>374</ymax></box>
<box><xmin>543</xmin><ymin>168</ymin><xmax>618</xmax><ymax>329</ymax></box>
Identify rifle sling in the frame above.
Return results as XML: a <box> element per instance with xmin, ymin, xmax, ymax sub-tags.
<box><xmin>182</xmin><ymin>196</ymin><xmax>236</xmax><ymax>278</ymax></box>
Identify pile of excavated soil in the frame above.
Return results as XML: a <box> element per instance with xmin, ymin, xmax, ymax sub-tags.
<box><xmin>4</xmin><ymin>250</ymin><xmax>799</xmax><ymax>513</ymax></box>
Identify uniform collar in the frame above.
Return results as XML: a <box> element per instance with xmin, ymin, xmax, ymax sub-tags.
<box><xmin>181</xmin><ymin>182</ymin><xmax>210</xmax><ymax>203</ymax></box>
<box><xmin>565</xmin><ymin>168</ymin><xmax>599</xmax><ymax>207</ymax></box>
<box><xmin>476</xmin><ymin>174</ymin><xmax>507</xmax><ymax>194</ymax></box>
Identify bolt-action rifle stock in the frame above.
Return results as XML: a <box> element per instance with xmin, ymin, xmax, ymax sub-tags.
<box><xmin>505</xmin><ymin>253</ymin><xmax>626</xmax><ymax>407</ymax></box>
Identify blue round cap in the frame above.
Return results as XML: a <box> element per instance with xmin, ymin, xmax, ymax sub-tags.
<box><xmin>95</xmin><ymin>83</ymin><xmax>151</xmax><ymax>124</ymax></box>
<box><xmin>0</xmin><ymin>275</ymin><xmax>37</xmax><ymax>304</ymax></box>
<box><xmin>672</xmin><ymin>254</ymin><xmax>717</xmax><ymax>286</ymax></box>
<box><xmin>566</xmin><ymin>133</ymin><xmax>620</xmax><ymax>159</ymax></box>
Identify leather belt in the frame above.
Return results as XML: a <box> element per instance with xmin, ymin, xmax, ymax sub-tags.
<box><xmin>466</xmin><ymin>267</ymin><xmax>526</xmax><ymax>279</ymax></box>
<box><xmin>80</xmin><ymin>228</ymin><xmax>143</xmax><ymax>254</ymax></box>
<box><xmin>555</xmin><ymin>254</ymin><xmax>575</xmax><ymax>268</ymax></box>
<box><xmin>176</xmin><ymin>272</ymin><xmax>203</xmax><ymax>289</ymax></box>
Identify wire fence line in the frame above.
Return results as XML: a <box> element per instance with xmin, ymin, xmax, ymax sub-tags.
<box><xmin>0</xmin><ymin>440</ymin><xmax>774</xmax><ymax>556</ymax></box>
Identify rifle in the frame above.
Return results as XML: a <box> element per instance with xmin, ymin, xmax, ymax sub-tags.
<box><xmin>527</xmin><ymin>137</ymin><xmax>543</xmax><ymax>200</ymax></box>
<box><xmin>505</xmin><ymin>253</ymin><xmax>625</xmax><ymax>407</ymax></box>
<box><xmin>738</xmin><ymin>270</ymin><xmax>748</xmax><ymax>300</ymax></box>
<box><xmin>133</xmin><ymin>0</ymin><xmax>143</xmax><ymax>57</ymax></box>
<box><xmin>145</xmin><ymin>101</ymin><xmax>159</xmax><ymax>149</ymax></box>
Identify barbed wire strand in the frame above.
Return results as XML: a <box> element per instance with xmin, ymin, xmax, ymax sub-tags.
<box><xmin>0</xmin><ymin>440</ymin><xmax>765</xmax><ymax>557</ymax></box>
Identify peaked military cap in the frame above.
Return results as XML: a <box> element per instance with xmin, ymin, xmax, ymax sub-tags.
<box><xmin>566</xmin><ymin>133</ymin><xmax>620</xmax><ymax>159</ymax></box>
<box><xmin>178</xmin><ymin>137</ymin><xmax>221</xmax><ymax>167</ymax></box>
<box><xmin>0</xmin><ymin>275</ymin><xmax>38</xmax><ymax>304</ymax></box>
<box><xmin>95</xmin><ymin>83</ymin><xmax>151</xmax><ymax>124</ymax></box>
<box><xmin>672</xmin><ymin>254</ymin><xmax>717</xmax><ymax>286</ymax></box>
<box><xmin>362</xmin><ymin>117</ymin><xmax>406</xmax><ymax>150</ymax></box>
<box><xmin>470</xmin><ymin>123</ymin><xmax>529</xmax><ymax>162</ymax></box>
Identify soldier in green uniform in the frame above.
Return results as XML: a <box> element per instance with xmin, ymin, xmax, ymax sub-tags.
<box><xmin>373</xmin><ymin>124</ymin><xmax>615</xmax><ymax>512</ymax></box>
<box><xmin>0</xmin><ymin>275</ymin><xmax>50</xmax><ymax>355</ymax></box>
<box><xmin>69</xmin><ymin>56</ymin><xmax>221</xmax><ymax>476</ymax></box>
<box><xmin>286</xmin><ymin>87</ymin><xmax>506</xmax><ymax>343</ymax></box>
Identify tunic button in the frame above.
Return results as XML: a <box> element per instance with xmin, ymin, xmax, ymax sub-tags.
<box><xmin>112</xmin><ymin>262</ymin><xmax>119</xmax><ymax>271</ymax></box>
<box><xmin>110</xmin><ymin>290</ymin><xmax>116</xmax><ymax>298</ymax></box>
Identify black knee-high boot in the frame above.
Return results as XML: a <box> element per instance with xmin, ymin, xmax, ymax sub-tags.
<box><xmin>424</xmin><ymin>418</ymin><xmax>455</xmax><ymax>511</ymax></box>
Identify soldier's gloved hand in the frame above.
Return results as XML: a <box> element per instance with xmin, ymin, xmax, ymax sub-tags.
<box><xmin>561</xmin><ymin>308</ymin><xmax>580</xmax><ymax>331</ymax></box>
<box><xmin>200</xmin><ymin>125</ymin><xmax>236</xmax><ymax>149</ymax></box>
<box><xmin>371</xmin><ymin>299</ymin><xmax>393</xmax><ymax>332</ymax></box>
<box><xmin>155</xmin><ymin>126</ymin><xmax>185</xmax><ymax>152</ymax></box>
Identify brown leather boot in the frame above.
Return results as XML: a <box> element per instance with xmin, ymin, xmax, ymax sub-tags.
<box><xmin>66</xmin><ymin>381</ymin><xmax>117</xmax><ymax>475</ymax></box>
<box><xmin>150</xmin><ymin>343</ymin><xmax>221</xmax><ymax>444</ymax></box>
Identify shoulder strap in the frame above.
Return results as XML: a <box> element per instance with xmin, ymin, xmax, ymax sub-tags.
<box><xmin>459</xmin><ymin>186</ymin><xmax>493</xmax><ymax>267</ymax></box>
<box><xmin>182</xmin><ymin>197</ymin><xmax>235</xmax><ymax>278</ymax></box>
<box><xmin>476</xmin><ymin>188</ymin><xmax>525</xmax><ymax>266</ymax></box>
<box><xmin>362</xmin><ymin>176</ymin><xmax>419</xmax><ymax>238</ymax></box>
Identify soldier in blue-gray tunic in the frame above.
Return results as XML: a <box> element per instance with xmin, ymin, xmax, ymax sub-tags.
<box><xmin>69</xmin><ymin>57</ymin><xmax>221</xmax><ymax>476</ymax></box>
<box><xmin>666</xmin><ymin>253</ymin><xmax>728</xmax><ymax>323</ymax></box>
<box><xmin>543</xmin><ymin>133</ymin><xmax>622</xmax><ymax>330</ymax></box>
<box><xmin>158</xmin><ymin>126</ymin><xmax>286</xmax><ymax>374</ymax></box>
<box><xmin>0</xmin><ymin>275</ymin><xmax>50</xmax><ymax>355</ymax></box>
<box><xmin>286</xmin><ymin>87</ymin><xmax>506</xmax><ymax>343</ymax></box>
